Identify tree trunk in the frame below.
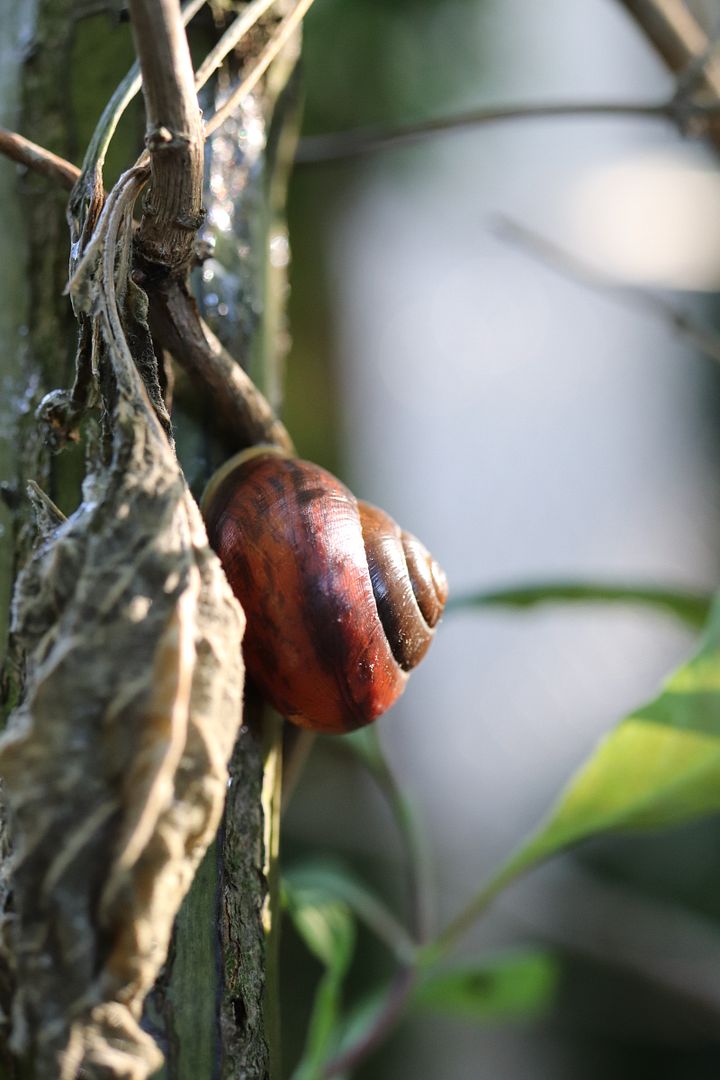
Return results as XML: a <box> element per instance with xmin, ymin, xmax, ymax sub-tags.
<box><xmin>0</xmin><ymin>5</ymin><xmax>299</xmax><ymax>1077</ymax></box>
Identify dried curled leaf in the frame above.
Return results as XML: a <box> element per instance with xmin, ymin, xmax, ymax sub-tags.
<box><xmin>0</xmin><ymin>168</ymin><xmax>245</xmax><ymax>1078</ymax></box>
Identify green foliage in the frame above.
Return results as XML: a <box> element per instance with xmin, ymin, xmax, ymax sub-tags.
<box><xmin>282</xmin><ymin>871</ymin><xmax>558</xmax><ymax>1078</ymax></box>
<box><xmin>448</xmin><ymin>581</ymin><xmax>712</xmax><ymax>629</ymax></box>
<box><xmin>434</xmin><ymin>595</ymin><xmax>720</xmax><ymax>954</ymax></box>
<box><xmin>284</xmin><ymin>879</ymin><xmax>356</xmax><ymax>971</ymax></box>
<box><xmin>503</xmin><ymin>595</ymin><xmax>720</xmax><ymax>854</ymax></box>
<box><xmin>286</xmin><ymin>590</ymin><xmax>720</xmax><ymax>1072</ymax></box>
<box><xmin>283</xmin><ymin>877</ymin><xmax>356</xmax><ymax>1079</ymax></box>
<box><xmin>284</xmin><ymin>860</ymin><xmax>415</xmax><ymax>963</ymax></box>
<box><xmin>324</xmin><ymin>984</ymin><xmax>389</xmax><ymax>1074</ymax></box>
<box><xmin>413</xmin><ymin>950</ymin><xmax>558</xmax><ymax>1022</ymax></box>
<box><xmin>301</xmin><ymin>0</ymin><xmax>489</xmax><ymax>133</ymax></box>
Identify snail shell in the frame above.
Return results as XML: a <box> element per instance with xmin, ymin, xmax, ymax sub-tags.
<box><xmin>202</xmin><ymin>446</ymin><xmax>447</xmax><ymax>733</ymax></box>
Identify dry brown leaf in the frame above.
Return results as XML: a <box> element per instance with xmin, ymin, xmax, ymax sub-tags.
<box><xmin>0</xmin><ymin>166</ymin><xmax>245</xmax><ymax>1078</ymax></box>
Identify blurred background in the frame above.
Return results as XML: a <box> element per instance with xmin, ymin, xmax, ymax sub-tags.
<box><xmin>273</xmin><ymin>0</ymin><xmax>720</xmax><ymax>1077</ymax></box>
<box><xmin>2</xmin><ymin>0</ymin><xmax>720</xmax><ymax>1076</ymax></box>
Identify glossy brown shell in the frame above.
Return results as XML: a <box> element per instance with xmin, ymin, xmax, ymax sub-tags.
<box><xmin>202</xmin><ymin>448</ymin><xmax>447</xmax><ymax>733</ymax></box>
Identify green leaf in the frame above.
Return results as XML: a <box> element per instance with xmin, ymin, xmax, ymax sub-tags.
<box><xmin>284</xmin><ymin>878</ymin><xmax>356</xmax><ymax>1080</ymax></box>
<box><xmin>414</xmin><ymin>950</ymin><xmax>558</xmax><ymax>1022</ymax></box>
<box><xmin>284</xmin><ymin>861</ymin><xmax>416</xmax><ymax>963</ymax></box>
<box><xmin>448</xmin><ymin>581</ymin><xmax>712</xmax><ymax>629</ymax></box>
<box><xmin>284</xmin><ymin>879</ymin><xmax>356</xmax><ymax>971</ymax></box>
<box><xmin>511</xmin><ymin>599</ymin><xmax>720</xmax><ymax>852</ymax></box>
<box><xmin>432</xmin><ymin>595</ymin><xmax>720</xmax><ymax>956</ymax></box>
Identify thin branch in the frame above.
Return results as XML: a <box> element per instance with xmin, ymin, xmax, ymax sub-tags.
<box><xmin>336</xmin><ymin>727</ymin><xmax>434</xmax><ymax>947</ymax></box>
<box><xmin>68</xmin><ymin>0</ymin><xmax>206</xmax><ymax>272</ymax></box>
<box><xmin>322</xmin><ymin>968</ymin><xmax>416</xmax><ymax>1080</ymax></box>
<box><xmin>297</xmin><ymin>0</ymin><xmax>720</xmax><ymax>167</ymax></box>
<box><xmin>295</xmin><ymin>98</ymin><xmax>686</xmax><ymax>165</ymax></box>
<box><xmin>9</xmin><ymin>2</ymin><xmax>720</xmax><ymax>192</ymax></box>
<box><xmin>128</xmin><ymin>0</ymin><xmax>205</xmax><ymax>274</ymax></box>
<box><xmin>0</xmin><ymin>126</ymin><xmax>80</xmax><ymax>189</ymax></box>
<box><xmin>205</xmin><ymin>0</ymin><xmax>316</xmax><ymax>138</ymax></box>
<box><xmin>145</xmin><ymin>278</ymin><xmax>294</xmax><ymax>453</ymax></box>
<box><xmin>295</xmin><ymin>95</ymin><xmax>720</xmax><ymax>165</ymax></box>
<box><xmin>620</xmin><ymin>0</ymin><xmax>720</xmax><ymax>96</ymax></box>
<box><xmin>367</xmin><ymin>744</ymin><xmax>433</xmax><ymax>945</ymax></box>
<box><xmin>447</xmin><ymin>580</ymin><xmax>713</xmax><ymax>630</ymax></box>
<box><xmin>674</xmin><ymin>26</ymin><xmax>720</xmax><ymax>98</ymax></box>
<box><xmin>494</xmin><ymin>215</ymin><xmax>720</xmax><ymax>367</ymax></box>
<box><xmin>619</xmin><ymin>0</ymin><xmax>720</xmax><ymax>145</ymax></box>
<box><xmin>79</xmin><ymin>0</ymin><xmax>207</xmax><ymax>186</ymax></box>
<box><xmin>194</xmin><ymin>0</ymin><xmax>279</xmax><ymax>88</ymax></box>
<box><xmin>72</xmin><ymin>0</ymin><xmax>270</xmax><ymax>214</ymax></box>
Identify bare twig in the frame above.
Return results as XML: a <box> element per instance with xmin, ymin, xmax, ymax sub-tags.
<box><xmin>0</xmin><ymin>126</ymin><xmax>80</xmax><ymax>189</ymax></box>
<box><xmin>295</xmin><ymin>94</ymin><xmax>720</xmax><ymax>165</ymax></box>
<box><xmin>674</xmin><ymin>25</ymin><xmax>720</xmax><ymax>97</ymax></box>
<box><xmin>295</xmin><ymin>98</ymin><xmax>689</xmax><ymax>165</ymax></box>
<box><xmin>619</xmin><ymin>0</ymin><xmax>720</xmax><ymax>144</ymax></box>
<box><xmin>620</xmin><ymin>0</ymin><xmax>720</xmax><ymax>94</ymax></box>
<box><xmin>297</xmin><ymin>2</ymin><xmax>720</xmax><ymax>165</ymax></box>
<box><xmin>68</xmin><ymin>0</ymin><xmax>206</xmax><ymax>277</ymax></box>
<box><xmin>9</xmin><ymin>1</ymin><xmax>720</xmax><ymax>192</ymax></box>
<box><xmin>77</xmin><ymin>0</ymin><xmax>207</xmax><ymax>187</ymax></box>
<box><xmin>128</xmin><ymin>0</ymin><xmax>205</xmax><ymax>274</ymax></box>
<box><xmin>194</xmin><ymin>0</ymin><xmax>279</xmax><ymax>88</ymax></box>
<box><xmin>495</xmin><ymin>215</ymin><xmax>720</xmax><ymax>367</ymax></box>
<box><xmin>205</xmin><ymin>0</ymin><xmax>316</xmax><ymax>138</ymax></box>
<box><xmin>146</xmin><ymin>278</ymin><xmax>294</xmax><ymax>453</ymax></box>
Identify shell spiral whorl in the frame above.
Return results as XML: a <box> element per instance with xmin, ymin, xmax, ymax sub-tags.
<box><xmin>202</xmin><ymin>447</ymin><xmax>447</xmax><ymax>733</ymax></box>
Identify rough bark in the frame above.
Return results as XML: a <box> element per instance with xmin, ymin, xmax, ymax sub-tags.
<box><xmin>143</xmin><ymin>40</ymin><xmax>302</xmax><ymax>1078</ymax></box>
<box><xmin>129</xmin><ymin>0</ymin><xmax>204</xmax><ymax>275</ymax></box>
<box><xmin>0</xmin><ymin>4</ymin><xmax>301</xmax><ymax>1078</ymax></box>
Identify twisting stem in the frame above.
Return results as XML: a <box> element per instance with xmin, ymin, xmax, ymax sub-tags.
<box><xmin>68</xmin><ymin>0</ymin><xmax>207</xmax><ymax>271</ymax></box>
<box><xmin>205</xmin><ymin>0</ymin><xmax>316</xmax><ymax>137</ymax></box>
<box><xmin>341</xmin><ymin>727</ymin><xmax>434</xmax><ymax>941</ymax></box>
<box><xmin>322</xmin><ymin>968</ymin><xmax>417</xmax><ymax>1079</ymax></box>
<box><xmin>128</xmin><ymin>0</ymin><xmax>205</xmax><ymax>274</ymax></box>
<box><xmin>146</xmin><ymin>279</ymin><xmax>294</xmax><ymax>453</ymax></box>
<box><xmin>194</xmin><ymin>0</ymin><xmax>280</xmax><ymax>88</ymax></box>
<box><xmin>368</xmin><ymin>744</ymin><xmax>433</xmax><ymax>944</ymax></box>
<box><xmin>78</xmin><ymin>0</ymin><xmax>207</xmax><ymax>186</ymax></box>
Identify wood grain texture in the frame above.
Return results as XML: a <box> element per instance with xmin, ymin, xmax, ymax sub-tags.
<box><xmin>128</xmin><ymin>0</ymin><xmax>204</xmax><ymax>274</ymax></box>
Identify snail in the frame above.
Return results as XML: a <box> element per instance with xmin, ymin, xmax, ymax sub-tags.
<box><xmin>201</xmin><ymin>446</ymin><xmax>448</xmax><ymax>734</ymax></box>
